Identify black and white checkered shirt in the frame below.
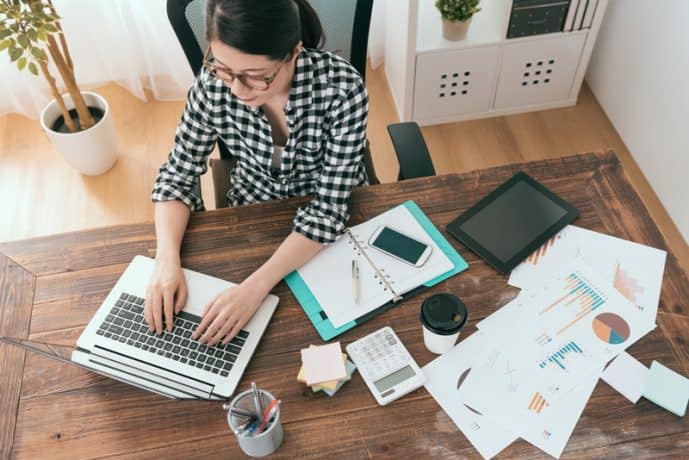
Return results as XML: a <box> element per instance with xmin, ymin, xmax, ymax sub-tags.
<box><xmin>152</xmin><ymin>48</ymin><xmax>369</xmax><ymax>244</ymax></box>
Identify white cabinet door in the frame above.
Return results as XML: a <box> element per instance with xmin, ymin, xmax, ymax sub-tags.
<box><xmin>494</xmin><ymin>33</ymin><xmax>586</xmax><ymax>109</ymax></box>
<box><xmin>413</xmin><ymin>46</ymin><xmax>499</xmax><ymax>120</ymax></box>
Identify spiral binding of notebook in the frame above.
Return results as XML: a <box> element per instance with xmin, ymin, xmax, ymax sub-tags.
<box><xmin>345</xmin><ymin>229</ymin><xmax>402</xmax><ymax>303</ymax></box>
<box><xmin>285</xmin><ymin>200</ymin><xmax>468</xmax><ymax>340</ymax></box>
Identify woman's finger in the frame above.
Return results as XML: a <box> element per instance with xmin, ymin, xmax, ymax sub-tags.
<box><xmin>210</xmin><ymin>314</ymin><xmax>238</xmax><ymax>346</ymax></box>
<box><xmin>163</xmin><ymin>285</ymin><xmax>175</xmax><ymax>332</ymax></box>
<box><xmin>174</xmin><ymin>280</ymin><xmax>188</xmax><ymax>315</ymax></box>
<box><xmin>193</xmin><ymin>298</ymin><xmax>220</xmax><ymax>340</ymax></box>
<box><xmin>144</xmin><ymin>287</ymin><xmax>155</xmax><ymax>331</ymax></box>
<box><xmin>200</xmin><ymin>311</ymin><xmax>229</xmax><ymax>344</ymax></box>
<box><xmin>222</xmin><ymin>318</ymin><xmax>246</xmax><ymax>346</ymax></box>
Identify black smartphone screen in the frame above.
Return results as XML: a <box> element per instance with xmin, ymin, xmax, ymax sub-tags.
<box><xmin>371</xmin><ymin>227</ymin><xmax>428</xmax><ymax>264</ymax></box>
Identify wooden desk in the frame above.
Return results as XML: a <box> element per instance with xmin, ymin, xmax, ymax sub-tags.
<box><xmin>2</xmin><ymin>152</ymin><xmax>688</xmax><ymax>459</ymax></box>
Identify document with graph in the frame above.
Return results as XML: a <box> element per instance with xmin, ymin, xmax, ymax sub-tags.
<box><xmin>508</xmin><ymin>225</ymin><xmax>666</xmax><ymax>326</ymax></box>
<box><xmin>458</xmin><ymin>260</ymin><xmax>654</xmax><ymax>443</ymax></box>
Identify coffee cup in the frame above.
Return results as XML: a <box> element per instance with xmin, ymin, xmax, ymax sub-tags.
<box><xmin>420</xmin><ymin>293</ymin><xmax>468</xmax><ymax>354</ymax></box>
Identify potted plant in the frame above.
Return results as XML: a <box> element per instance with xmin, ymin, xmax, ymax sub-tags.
<box><xmin>0</xmin><ymin>0</ymin><xmax>117</xmax><ymax>175</ymax></box>
<box><xmin>435</xmin><ymin>0</ymin><xmax>481</xmax><ymax>41</ymax></box>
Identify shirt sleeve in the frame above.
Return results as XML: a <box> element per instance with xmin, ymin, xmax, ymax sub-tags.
<box><xmin>151</xmin><ymin>71</ymin><xmax>217</xmax><ymax>211</ymax></box>
<box><xmin>293</xmin><ymin>78</ymin><xmax>369</xmax><ymax>244</ymax></box>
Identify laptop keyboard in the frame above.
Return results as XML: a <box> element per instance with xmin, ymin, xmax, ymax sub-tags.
<box><xmin>96</xmin><ymin>292</ymin><xmax>250</xmax><ymax>377</ymax></box>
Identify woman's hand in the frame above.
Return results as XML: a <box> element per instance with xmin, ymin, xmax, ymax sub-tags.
<box><xmin>144</xmin><ymin>254</ymin><xmax>188</xmax><ymax>334</ymax></box>
<box><xmin>192</xmin><ymin>279</ymin><xmax>270</xmax><ymax>346</ymax></box>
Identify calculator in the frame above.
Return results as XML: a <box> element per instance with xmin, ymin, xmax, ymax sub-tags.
<box><xmin>346</xmin><ymin>327</ymin><xmax>425</xmax><ymax>406</ymax></box>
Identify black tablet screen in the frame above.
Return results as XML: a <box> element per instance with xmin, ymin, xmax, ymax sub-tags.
<box><xmin>457</xmin><ymin>181</ymin><xmax>567</xmax><ymax>263</ymax></box>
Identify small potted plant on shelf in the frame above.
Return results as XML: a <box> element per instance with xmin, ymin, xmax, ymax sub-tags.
<box><xmin>435</xmin><ymin>0</ymin><xmax>481</xmax><ymax>41</ymax></box>
<box><xmin>0</xmin><ymin>0</ymin><xmax>117</xmax><ymax>175</ymax></box>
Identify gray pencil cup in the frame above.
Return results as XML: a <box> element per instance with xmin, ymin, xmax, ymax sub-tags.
<box><xmin>227</xmin><ymin>388</ymin><xmax>283</xmax><ymax>457</ymax></box>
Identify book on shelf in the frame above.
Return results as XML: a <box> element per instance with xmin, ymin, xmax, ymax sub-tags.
<box><xmin>507</xmin><ymin>0</ymin><xmax>572</xmax><ymax>39</ymax></box>
<box><xmin>563</xmin><ymin>0</ymin><xmax>579</xmax><ymax>31</ymax></box>
<box><xmin>573</xmin><ymin>0</ymin><xmax>588</xmax><ymax>30</ymax></box>
<box><xmin>582</xmin><ymin>0</ymin><xmax>598</xmax><ymax>29</ymax></box>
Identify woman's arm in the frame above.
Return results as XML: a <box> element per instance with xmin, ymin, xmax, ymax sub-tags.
<box><xmin>193</xmin><ymin>231</ymin><xmax>323</xmax><ymax>345</ymax></box>
<box><xmin>144</xmin><ymin>201</ymin><xmax>191</xmax><ymax>334</ymax></box>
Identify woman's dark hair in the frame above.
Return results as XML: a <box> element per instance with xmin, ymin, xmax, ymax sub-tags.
<box><xmin>206</xmin><ymin>0</ymin><xmax>325</xmax><ymax>60</ymax></box>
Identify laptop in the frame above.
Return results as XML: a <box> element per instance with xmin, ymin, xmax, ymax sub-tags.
<box><xmin>70</xmin><ymin>255</ymin><xmax>279</xmax><ymax>400</ymax></box>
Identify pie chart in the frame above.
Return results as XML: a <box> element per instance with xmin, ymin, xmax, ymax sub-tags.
<box><xmin>592</xmin><ymin>313</ymin><xmax>630</xmax><ymax>344</ymax></box>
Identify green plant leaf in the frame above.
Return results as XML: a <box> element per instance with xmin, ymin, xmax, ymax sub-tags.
<box><xmin>0</xmin><ymin>39</ymin><xmax>10</xmax><ymax>52</ymax></box>
<box><xmin>30</xmin><ymin>46</ymin><xmax>41</xmax><ymax>59</ymax></box>
<box><xmin>37</xmin><ymin>27</ymin><xmax>46</xmax><ymax>41</ymax></box>
<box><xmin>27</xmin><ymin>28</ymin><xmax>37</xmax><ymax>42</ymax></box>
<box><xmin>0</xmin><ymin>29</ymin><xmax>12</xmax><ymax>40</ymax></box>
<box><xmin>28</xmin><ymin>61</ymin><xmax>38</xmax><ymax>76</ymax></box>
<box><xmin>44</xmin><ymin>23</ymin><xmax>57</xmax><ymax>33</ymax></box>
<box><xmin>17</xmin><ymin>33</ymin><xmax>28</xmax><ymax>48</ymax></box>
<box><xmin>17</xmin><ymin>55</ymin><xmax>26</xmax><ymax>70</ymax></box>
<box><xmin>9</xmin><ymin>46</ymin><xmax>21</xmax><ymax>61</ymax></box>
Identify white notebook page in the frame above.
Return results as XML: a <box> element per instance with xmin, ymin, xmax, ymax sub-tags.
<box><xmin>297</xmin><ymin>204</ymin><xmax>454</xmax><ymax>328</ymax></box>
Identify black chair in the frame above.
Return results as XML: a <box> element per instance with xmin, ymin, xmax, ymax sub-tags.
<box><xmin>167</xmin><ymin>0</ymin><xmax>435</xmax><ymax>208</ymax></box>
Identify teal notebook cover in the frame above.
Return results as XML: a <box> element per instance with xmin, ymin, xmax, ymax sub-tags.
<box><xmin>285</xmin><ymin>200</ymin><xmax>468</xmax><ymax>341</ymax></box>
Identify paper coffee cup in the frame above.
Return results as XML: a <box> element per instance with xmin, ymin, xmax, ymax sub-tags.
<box><xmin>420</xmin><ymin>293</ymin><xmax>468</xmax><ymax>354</ymax></box>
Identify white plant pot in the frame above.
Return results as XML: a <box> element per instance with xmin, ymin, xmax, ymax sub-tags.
<box><xmin>442</xmin><ymin>17</ymin><xmax>473</xmax><ymax>41</ymax></box>
<box><xmin>40</xmin><ymin>91</ymin><xmax>118</xmax><ymax>176</ymax></box>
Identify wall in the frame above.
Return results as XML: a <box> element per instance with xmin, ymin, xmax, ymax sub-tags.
<box><xmin>586</xmin><ymin>1</ymin><xmax>689</xmax><ymax>241</ymax></box>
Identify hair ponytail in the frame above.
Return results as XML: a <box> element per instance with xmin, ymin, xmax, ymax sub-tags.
<box><xmin>206</xmin><ymin>0</ymin><xmax>325</xmax><ymax>61</ymax></box>
<box><xmin>293</xmin><ymin>0</ymin><xmax>325</xmax><ymax>49</ymax></box>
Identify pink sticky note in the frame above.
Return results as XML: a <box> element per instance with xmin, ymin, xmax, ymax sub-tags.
<box><xmin>301</xmin><ymin>342</ymin><xmax>347</xmax><ymax>386</ymax></box>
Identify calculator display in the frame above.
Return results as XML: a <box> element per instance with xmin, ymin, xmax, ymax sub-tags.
<box><xmin>374</xmin><ymin>365</ymin><xmax>416</xmax><ymax>393</ymax></box>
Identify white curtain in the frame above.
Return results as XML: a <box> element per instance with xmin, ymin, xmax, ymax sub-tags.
<box><xmin>1</xmin><ymin>0</ymin><xmax>388</xmax><ymax>119</ymax></box>
<box><xmin>0</xmin><ymin>0</ymin><xmax>194</xmax><ymax>119</ymax></box>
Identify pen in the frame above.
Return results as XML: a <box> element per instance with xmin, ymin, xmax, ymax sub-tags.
<box><xmin>352</xmin><ymin>259</ymin><xmax>360</xmax><ymax>304</ymax></box>
<box><xmin>251</xmin><ymin>382</ymin><xmax>263</xmax><ymax>418</ymax></box>
<box><xmin>223</xmin><ymin>404</ymin><xmax>255</xmax><ymax>418</ymax></box>
<box><xmin>256</xmin><ymin>399</ymin><xmax>281</xmax><ymax>434</ymax></box>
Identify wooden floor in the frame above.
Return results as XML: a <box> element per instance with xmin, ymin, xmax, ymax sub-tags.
<box><xmin>1</xmin><ymin>62</ymin><xmax>687</xmax><ymax>274</ymax></box>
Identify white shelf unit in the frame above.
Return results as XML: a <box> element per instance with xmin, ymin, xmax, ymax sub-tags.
<box><xmin>384</xmin><ymin>0</ymin><xmax>608</xmax><ymax>126</ymax></box>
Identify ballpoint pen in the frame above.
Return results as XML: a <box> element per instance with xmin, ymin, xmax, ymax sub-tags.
<box><xmin>251</xmin><ymin>382</ymin><xmax>264</xmax><ymax>417</ymax></box>
<box><xmin>256</xmin><ymin>399</ymin><xmax>281</xmax><ymax>434</ymax></box>
<box><xmin>352</xmin><ymin>259</ymin><xmax>360</xmax><ymax>304</ymax></box>
<box><xmin>223</xmin><ymin>404</ymin><xmax>255</xmax><ymax>418</ymax></box>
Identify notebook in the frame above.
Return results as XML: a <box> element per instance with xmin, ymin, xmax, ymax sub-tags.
<box><xmin>285</xmin><ymin>201</ymin><xmax>468</xmax><ymax>340</ymax></box>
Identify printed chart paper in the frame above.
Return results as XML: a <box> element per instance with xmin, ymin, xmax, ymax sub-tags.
<box><xmin>460</xmin><ymin>262</ymin><xmax>653</xmax><ymax>446</ymax></box>
<box><xmin>509</xmin><ymin>225</ymin><xmax>666</xmax><ymax>326</ymax></box>
<box><xmin>423</xmin><ymin>332</ymin><xmax>517</xmax><ymax>459</ymax></box>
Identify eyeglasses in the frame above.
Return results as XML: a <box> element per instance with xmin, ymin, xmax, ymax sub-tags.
<box><xmin>203</xmin><ymin>46</ymin><xmax>283</xmax><ymax>91</ymax></box>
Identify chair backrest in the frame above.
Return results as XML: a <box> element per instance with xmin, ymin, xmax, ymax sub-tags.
<box><xmin>166</xmin><ymin>0</ymin><xmax>379</xmax><ymax>184</ymax></box>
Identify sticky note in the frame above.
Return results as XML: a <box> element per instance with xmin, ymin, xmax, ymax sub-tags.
<box><xmin>300</xmin><ymin>342</ymin><xmax>348</xmax><ymax>386</ymax></box>
<box><xmin>298</xmin><ymin>349</ymin><xmax>348</xmax><ymax>388</ymax></box>
<box><xmin>642</xmin><ymin>360</ymin><xmax>689</xmax><ymax>416</ymax></box>
<box><xmin>601</xmin><ymin>352</ymin><xmax>649</xmax><ymax>403</ymax></box>
<box><xmin>321</xmin><ymin>360</ymin><xmax>357</xmax><ymax>397</ymax></box>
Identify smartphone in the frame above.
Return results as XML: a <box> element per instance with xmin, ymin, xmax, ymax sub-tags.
<box><xmin>368</xmin><ymin>226</ymin><xmax>433</xmax><ymax>267</ymax></box>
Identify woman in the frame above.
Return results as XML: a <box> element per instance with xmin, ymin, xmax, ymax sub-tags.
<box><xmin>146</xmin><ymin>0</ymin><xmax>368</xmax><ymax>346</ymax></box>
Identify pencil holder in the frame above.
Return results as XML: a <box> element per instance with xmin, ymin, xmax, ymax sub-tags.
<box><xmin>227</xmin><ymin>388</ymin><xmax>283</xmax><ymax>457</ymax></box>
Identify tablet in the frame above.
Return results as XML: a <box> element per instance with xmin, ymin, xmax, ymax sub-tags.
<box><xmin>446</xmin><ymin>172</ymin><xmax>578</xmax><ymax>274</ymax></box>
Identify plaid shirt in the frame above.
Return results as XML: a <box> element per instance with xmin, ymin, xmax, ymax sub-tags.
<box><xmin>152</xmin><ymin>48</ymin><xmax>369</xmax><ymax>244</ymax></box>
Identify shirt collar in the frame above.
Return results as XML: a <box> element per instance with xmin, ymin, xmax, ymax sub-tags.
<box><xmin>242</xmin><ymin>49</ymin><xmax>312</xmax><ymax>114</ymax></box>
<box><xmin>286</xmin><ymin>48</ymin><xmax>313</xmax><ymax>111</ymax></box>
